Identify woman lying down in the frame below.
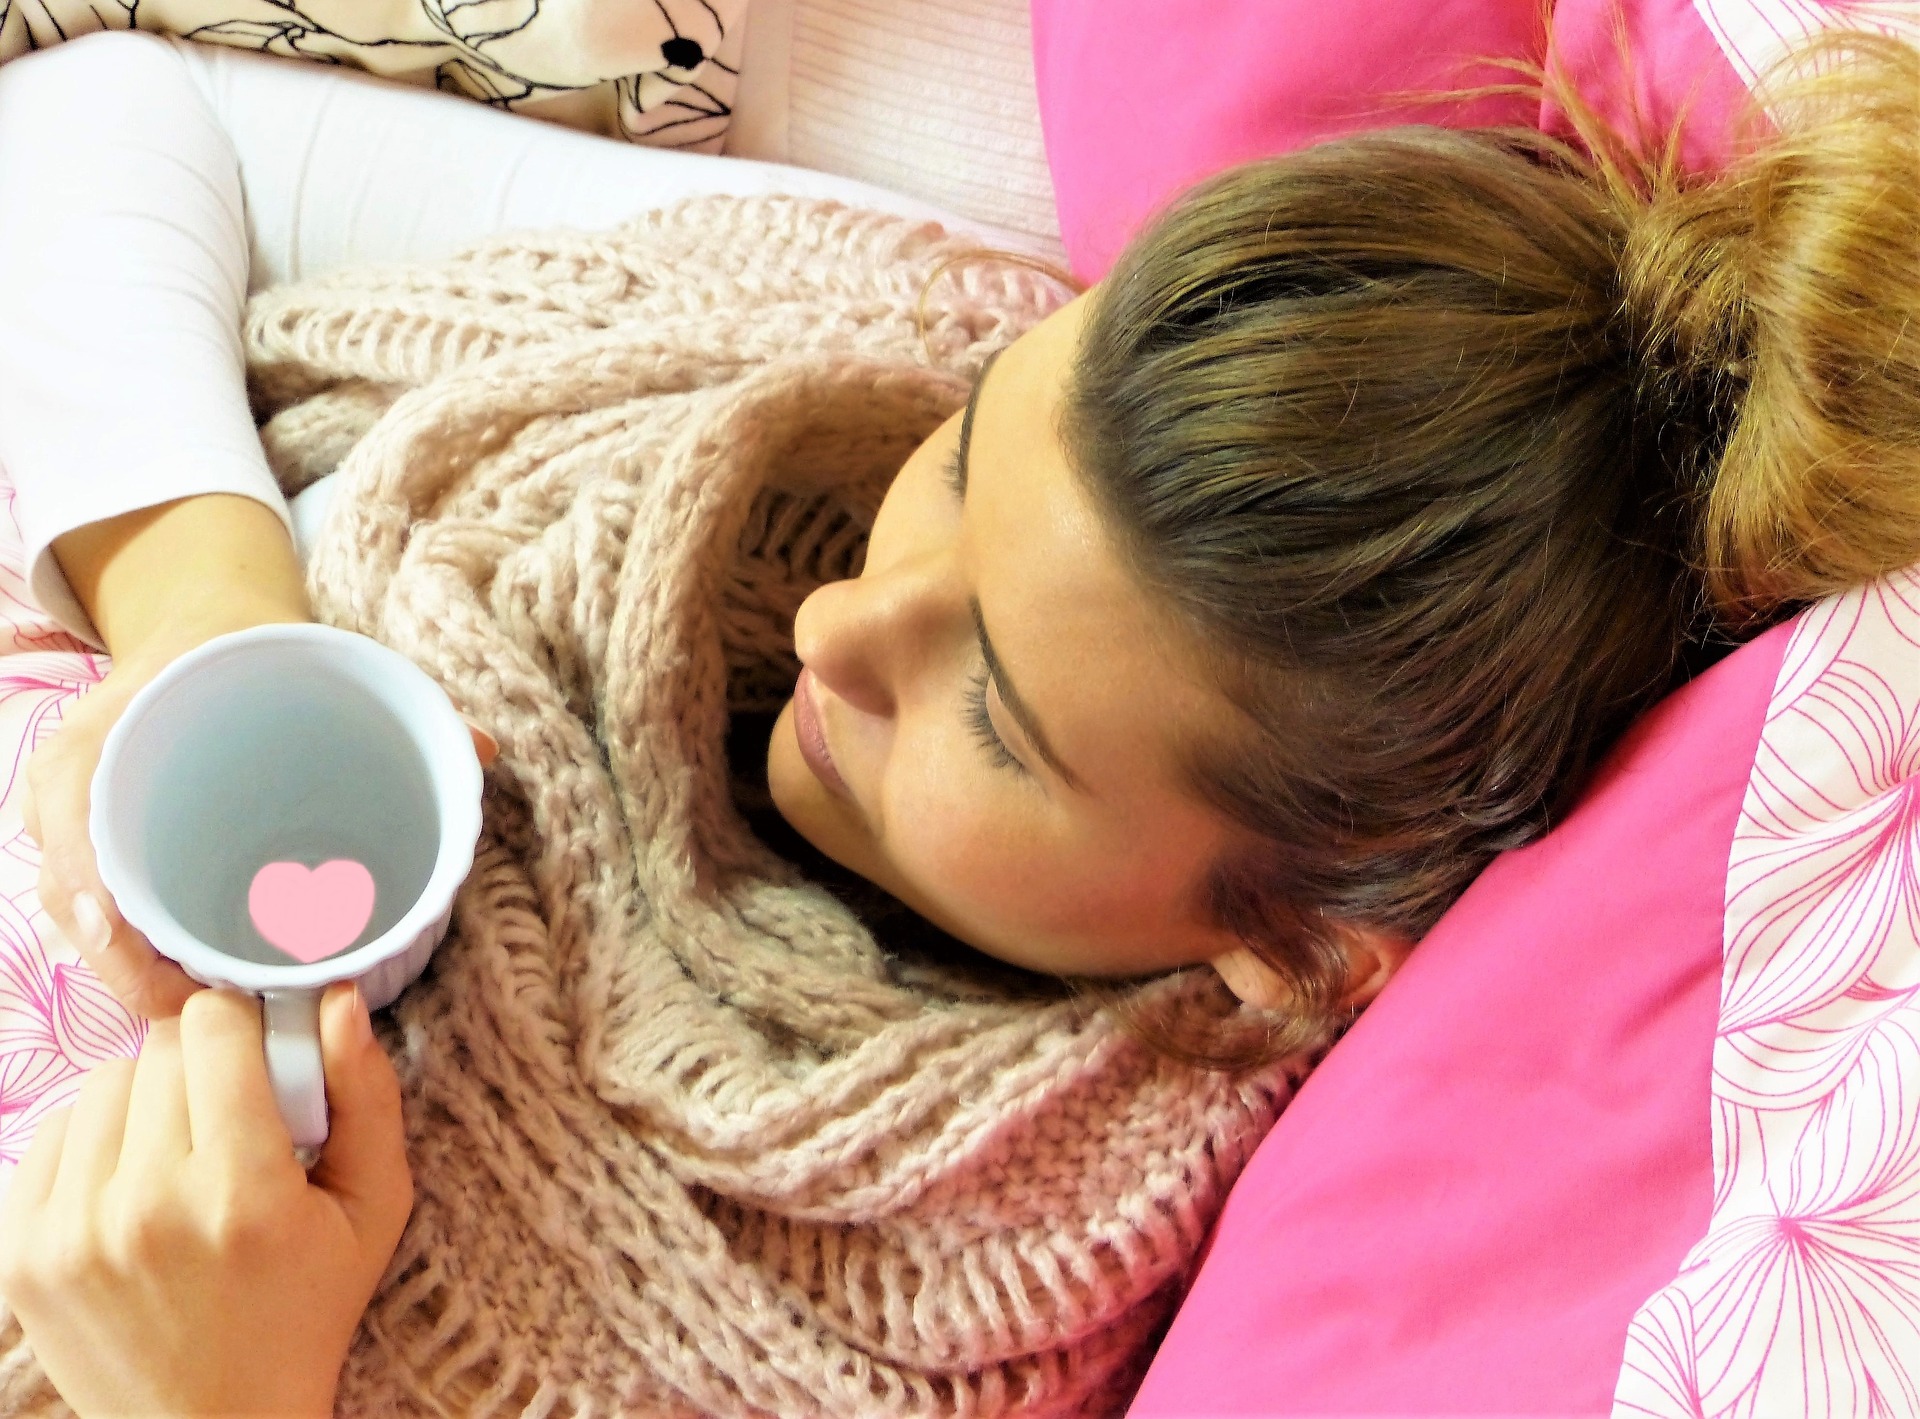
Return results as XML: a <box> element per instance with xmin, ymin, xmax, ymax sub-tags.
<box><xmin>3</xmin><ymin>24</ymin><xmax>1918</xmax><ymax>1419</ymax></box>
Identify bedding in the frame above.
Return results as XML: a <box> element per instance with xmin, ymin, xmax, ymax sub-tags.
<box><xmin>1030</xmin><ymin>0</ymin><xmax>1766</xmax><ymax>282</ymax></box>
<box><xmin>0</xmin><ymin>488</ymin><xmax>124</xmax><ymax>1178</ymax></box>
<box><xmin>0</xmin><ymin>0</ymin><xmax>751</xmax><ymax>151</ymax></box>
<box><xmin>0</xmin><ymin>0</ymin><xmax>1068</xmax><ymax>258</ymax></box>
<box><xmin>1128</xmin><ymin>569</ymin><xmax>1920</xmax><ymax>1415</ymax></box>
<box><xmin>1617</xmin><ymin>576</ymin><xmax>1920</xmax><ymax>1410</ymax></box>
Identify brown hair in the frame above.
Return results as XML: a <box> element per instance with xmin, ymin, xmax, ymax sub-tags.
<box><xmin>1063</xmin><ymin>31</ymin><xmax>1920</xmax><ymax>1066</ymax></box>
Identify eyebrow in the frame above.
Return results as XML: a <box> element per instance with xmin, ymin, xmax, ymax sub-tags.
<box><xmin>952</xmin><ymin>348</ymin><xmax>1002</xmax><ymax>498</ymax></box>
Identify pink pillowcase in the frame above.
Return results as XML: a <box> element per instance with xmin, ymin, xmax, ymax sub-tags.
<box><xmin>1031</xmin><ymin>0</ymin><xmax>1751</xmax><ymax>281</ymax></box>
<box><xmin>1126</xmin><ymin>621</ymin><xmax>1793</xmax><ymax>1415</ymax></box>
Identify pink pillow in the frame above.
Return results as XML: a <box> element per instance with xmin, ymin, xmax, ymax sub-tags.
<box><xmin>1539</xmin><ymin>0</ymin><xmax>1753</xmax><ymax>174</ymax></box>
<box><xmin>1031</xmin><ymin>0</ymin><xmax>1751</xmax><ymax>282</ymax></box>
<box><xmin>1126</xmin><ymin>622</ymin><xmax>1793</xmax><ymax>1414</ymax></box>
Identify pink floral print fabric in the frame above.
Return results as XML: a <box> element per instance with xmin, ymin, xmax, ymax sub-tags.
<box><xmin>1693</xmin><ymin>0</ymin><xmax>1920</xmax><ymax>95</ymax></box>
<box><xmin>1615</xmin><ymin>570</ymin><xmax>1920</xmax><ymax>1414</ymax></box>
<box><xmin>0</xmin><ymin>470</ymin><xmax>141</xmax><ymax>1198</ymax></box>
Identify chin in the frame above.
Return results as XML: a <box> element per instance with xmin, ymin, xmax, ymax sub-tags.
<box><xmin>766</xmin><ymin>698</ymin><xmax>874</xmax><ymax>875</ymax></box>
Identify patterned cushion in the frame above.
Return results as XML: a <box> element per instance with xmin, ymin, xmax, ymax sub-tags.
<box><xmin>0</xmin><ymin>0</ymin><xmax>749</xmax><ymax>151</ymax></box>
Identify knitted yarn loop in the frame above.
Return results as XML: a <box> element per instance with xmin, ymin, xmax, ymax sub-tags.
<box><xmin>2</xmin><ymin>196</ymin><xmax>1297</xmax><ymax>1419</ymax></box>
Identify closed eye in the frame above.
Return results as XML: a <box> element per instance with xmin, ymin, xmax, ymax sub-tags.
<box><xmin>963</xmin><ymin>663</ymin><xmax>1027</xmax><ymax>775</ymax></box>
<box><xmin>943</xmin><ymin>440</ymin><xmax>967</xmax><ymax>500</ymax></box>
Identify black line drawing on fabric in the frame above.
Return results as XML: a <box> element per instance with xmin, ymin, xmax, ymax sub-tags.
<box><xmin>619</xmin><ymin>68</ymin><xmax>731</xmax><ymax>149</ymax></box>
<box><xmin>650</xmin><ymin>0</ymin><xmax>719</xmax><ymax>69</ymax></box>
<box><xmin>1</xmin><ymin>0</ymin><xmax>139</xmax><ymax>54</ymax></box>
<box><xmin>0</xmin><ymin>0</ymin><xmax>740</xmax><ymax>151</ymax></box>
<box><xmin>431</xmin><ymin>0</ymin><xmax>539</xmax><ymax>52</ymax></box>
<box><xmin>186</xmin><ymin>0</ymin><xmax>472</xmax><ymax>57</ymax></box>
<box><xmin>183</xmin><ymin>16</ymin><xmax>444</xmax><ymax>64</ymax></box>
<box><xmin>438</xmin><ymin>53</ymin><xmax>590</xmax><ymax>108</ymax></box>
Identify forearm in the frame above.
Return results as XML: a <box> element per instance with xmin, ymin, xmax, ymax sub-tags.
<box><xmin>52</xmin><ymin>494</ymin><xmax>313</xmax><ymax>663</ymax></box>
<box><xmin>0</xmin><ymin>33</ymin><xmax>296</xmax><ymax>653</ymax></box>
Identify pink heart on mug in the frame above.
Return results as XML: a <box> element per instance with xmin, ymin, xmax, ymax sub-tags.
<box><xmin>248</xmin><ymin>859</ymin><xmax>377</xmax><ymax>964</ymax></box>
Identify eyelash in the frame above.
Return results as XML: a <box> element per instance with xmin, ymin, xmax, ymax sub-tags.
<box><xmin>942</xmin><ymin>440</ymin><xmax>967</xmax><ymax>500</ymax></box>
<box><xmin>947</xmin><ymin>422</ymin><xmax>1019</xmax><ymax>774</ymax></box>
<box><xmin>963</xmin><ymin>664</ymin><xmax>1027</xmax><ymax>775</ymax></box>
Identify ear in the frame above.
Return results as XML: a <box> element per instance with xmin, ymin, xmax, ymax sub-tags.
<box><xmin>1333</xmin><ymin>926</ymin><xmax>1414</xmax><ymax>1010</ymax></box>
<box><xmin>1208</xmin><ymin>925</ymin><xmax>1413</xmax><ymax>1012</ymax></box>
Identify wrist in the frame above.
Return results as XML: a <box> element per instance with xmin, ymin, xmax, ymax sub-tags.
<box><xmin>112</xmin><ymin>589</ymin><xmax>313</xmax><ymax>678</ymax></box>
<box><xmin>52</xmin><ymin>493</ymin><xmax>312</xmax><ymax>661</ymax></box>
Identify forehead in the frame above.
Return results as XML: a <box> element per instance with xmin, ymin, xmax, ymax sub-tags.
<box><xmin>967</xmin><ymin>295</ymin><xmax>1235</xmax><ymax>802</ymax></box>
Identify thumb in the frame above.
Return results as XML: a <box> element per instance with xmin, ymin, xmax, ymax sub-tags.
<box><xmin>309</xmin><ymin>981</ymin><xmax>413</xmax><ymax>1254</ymax></box>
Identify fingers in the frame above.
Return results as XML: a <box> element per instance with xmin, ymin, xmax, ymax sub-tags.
<box><xmin>178</xmin><ymin>990</ymin><xmax>291</xmax><ymax>1170</ymax></box>
<box><xmin>49</xmin><ymin>1056</ymin><xmax>136</xmax><ymax>1199</ymax></box>
<box><xmin>48</xmin><ymin>879</ymin><xmax>197</xmax><ymax>1021</ymax></box>
<box><xmin>116</xmin><ymin>1016</ymin><xmax>191</xmax><ymax>1172</ymax></box>
<box><xmin>462</xmin><ymin>715</ymin><xmax>498</xmax><ymax>769</ymax></box>
<box><xmin>25</xmin><ymin>701</ymin><xmax>197</xmax><ymax>1021</ymax></box>
<box><xmin>0</xmin><ymin>1104</ymin><xmax>70</xmax><ymax>1221</ymax></box>
<box><xmin>308</xmin><ymin>984</ymin><xmax>412</xmax><ymax>1251</ymax></box>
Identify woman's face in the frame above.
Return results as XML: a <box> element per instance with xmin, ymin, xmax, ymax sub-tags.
<box><xmin>767</xmin><ymin>290</ymin><xmax>1290</xmax><ymax>997</ymax></box>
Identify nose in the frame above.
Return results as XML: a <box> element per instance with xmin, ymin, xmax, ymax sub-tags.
<box><xmin>792</xmin><ymin>552</ymin><xmax>955</xmax><ymax>719</ymax></box>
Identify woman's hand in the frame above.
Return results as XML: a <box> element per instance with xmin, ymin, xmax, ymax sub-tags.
<box><xmin>19</xmin><ymin>492</ymin><xmax>498</xmax><ymax>1021</ymax></box>
<box><xmin>22</xmin><ymin>493</ymin><xmax>320</xmax><ymax>1019</ymax></box>
<box><xmin>0</xmin><ymin>981</ymin><xmax>414</xmax><ymax>1419</ymax></box>
<box><xmin>20</xmin><ymin>610</ymin><xmax>312</xmax><ymax>1019</ymax></box>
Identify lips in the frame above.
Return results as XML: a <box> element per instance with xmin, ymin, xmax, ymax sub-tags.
<box><xmin>793</xmin><ymin>667</ymin><xmax>855</xmax><ymax>801</ymax></box>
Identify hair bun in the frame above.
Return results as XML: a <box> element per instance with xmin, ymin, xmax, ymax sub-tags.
<box><xmin>1621</xmin><ymin>30</ymin><xmax>1920</xmax><ymax>619</ymax></box>
<box><xmin>1613</xmin><ymin>186</ymin><xmax>1753</xmax><ymax>438</ymax></box>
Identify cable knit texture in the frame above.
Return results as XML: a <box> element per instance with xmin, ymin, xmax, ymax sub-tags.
<box><xmin>0</xmin><ymin>195</ymin><xmax>1297</xmax><ymax>1419</ymax></box>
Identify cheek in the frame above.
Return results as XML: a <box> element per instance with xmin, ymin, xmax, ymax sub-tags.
<box><xmin>873</xmin><ymin>725</ymin><xmax>1169</xmax><ymax>950</ymax></box>
<box><xmin>881</xmin><ymin>733</ymin><xmax>1058</xmax><ymax>915</ymax></box>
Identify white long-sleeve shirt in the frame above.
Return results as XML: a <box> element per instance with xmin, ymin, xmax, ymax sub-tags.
<box><xmin>0</xmin><ymin>30</ymin><xmax>1034</xmax><ymax>651</ymax></box>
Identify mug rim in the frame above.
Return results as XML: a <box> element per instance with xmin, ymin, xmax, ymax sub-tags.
<box><xmin>89</xmin><ymin>622</ymin><xmax>484</xmax><ymax>991</ymax></box>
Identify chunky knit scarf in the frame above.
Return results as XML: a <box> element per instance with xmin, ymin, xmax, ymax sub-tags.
<box><xmin>6</xmin><ymin>197</ymin><xmax>1299</xmax><ymax>1418</ymax></box>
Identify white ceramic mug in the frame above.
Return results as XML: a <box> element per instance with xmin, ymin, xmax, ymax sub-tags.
<box><xmin>90</xmin><ymin>623</ymin><xmax>485</xmax><ymax>1162</ymax></box>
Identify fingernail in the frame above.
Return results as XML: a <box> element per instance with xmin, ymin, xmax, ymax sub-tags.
<box><xmin>461</xmin><ymin>715</ymin><xmax>499</xmax><ymax>767</ymax></box>
<box><xmin>348</xmin><ymin>983</ymin><xmax>373</xmax><ymax>1047</ymax></box>
<box><xmin>70</xmin><ymin>891</ymin><xmax>111</xmax><ymax>952</ymax></box>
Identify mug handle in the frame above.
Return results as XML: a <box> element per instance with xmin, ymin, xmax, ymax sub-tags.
<box><xmin>262</xmin><ymin>988</ymin><xmax>328</xmax><ymax>1165</ymax></box>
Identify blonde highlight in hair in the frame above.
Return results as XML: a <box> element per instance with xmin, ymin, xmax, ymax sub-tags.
<box><xmin>1667</xmin><ymin>34</ymin><xmax>1920</xmax><ymax>617</ymax></box>
<box><xmin>1533</xmin><ymin>26</ymin><xmax>1920</xmax><ymax>619</ymax></box>
<box><xmin>1057</xmin><ymin>28</ymin><xmax>1920</xmax><ymax>1067</ymax></box>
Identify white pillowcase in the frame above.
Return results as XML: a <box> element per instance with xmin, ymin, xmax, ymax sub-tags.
<box><xmin>730</xmin><ymin>0</ymin><xmax>1065</xmax><ymax>262</ymax></box>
